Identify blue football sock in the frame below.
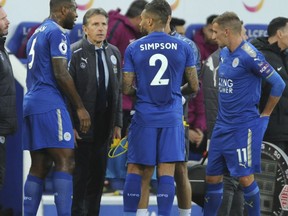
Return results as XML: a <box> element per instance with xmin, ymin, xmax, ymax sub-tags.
<box><xmin>123</xmin><ymin>173</ymin><xmax>142</xmax><ymax>215</ymax></box>
<box><xmin>243</xmin><ymin>181</ymin><xmax>260</xmax><ymax>216</ymax></box>
<box><xmin>157</xmin><ymin>175</ymin><xmax>175</xmax><ymax>216</ymax></box>
<box><xmin>23</xmin><ymin>174</ymin><xmax>44</xmax><ymax>216</ymax></box>
<box><xmin>203</xmin><ymin>182</ymin><xmax>223</xmax><ymax>216</ymax></box>
<box><xmin>53</xmin><ymin>171</ymin><xmax>73</xmax><ymax>216</ymax></box>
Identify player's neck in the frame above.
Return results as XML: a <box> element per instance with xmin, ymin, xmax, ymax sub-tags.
<box><xmin>228</xmin><ymin>36</ymin><xmax>243</xmax><ymax>53</ymax></box>
<box><xmin>49</xmin><ymin>14</ymin><xmax>62</xmax><ymax>27</ymax></box>
<box><xmin>150</xmin><ymin>27</ymin><xmax>165</xmax><ymax>34</ymax></box>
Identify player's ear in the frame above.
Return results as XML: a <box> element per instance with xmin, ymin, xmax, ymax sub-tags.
<box><xmin>60</xmin><ymin>4</ymin><xmax>69</xmax><ymax>16</ymax></box>
<box><xmin>167</xmin><ymin>15</ymin><xmax>172</xmax><ymax>25</ymax></box>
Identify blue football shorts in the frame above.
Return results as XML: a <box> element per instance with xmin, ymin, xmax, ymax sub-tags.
<box><xmin>206</xmin><ymin>116</ymin><xmax>269</xmax><ymax>177</ymax></box>
<box><xmin>127</xmin><ymin>120</ymin><xmax>185</xmax><ymax>165</ymax></box>
<box><xmin>22</xmin><ymin>108</ymin><xmax>74</xmax><ymax>151</ymax></box>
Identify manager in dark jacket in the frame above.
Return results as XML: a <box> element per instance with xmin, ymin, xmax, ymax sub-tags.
<box><xmin>251</xmin><ymin>17</ymin><xmax>288</xmax><ymax>155</ymax></box>
<box><xmin>69</xmin><ymin>8</ymin><xmax>122</xmax><ymax>216</ymax></box>
<box><xmin>0</xmin><ymin>6</ymin><xmax>17</xmax><ymax>191</ymax></box>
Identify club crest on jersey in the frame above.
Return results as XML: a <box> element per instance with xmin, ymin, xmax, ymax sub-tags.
<box><xmin>59</xmin><ymin>40</ymin><xmax>68</xmax><ymax>55</ymax></box>
<box><xmin>232</xmin><ymin>58</ymin><xmax>239</xmax><ymax>68</ymax></box>
<box><xmin>110</xmin><ymin>55</ymin><xmax>117</xmax><ymax>65</ymax></box>
<box><xmin>80</xmin><ymin>62</ymin><xmax>86</xmax><ymax>69</ymax></box>
<box><xmin>80</xmin><ymin>57</ymin><xmax>87</xmax><ymax>69</ymax></box>
<box><xmin>241</xmin><ymin>43</ymin><xmax>256</xmax><ymax>58</ymax></box>
<box><xmin>63</xmin><ymin>132</ymin><xmax>71</xmax><ymax>141</ymax></box>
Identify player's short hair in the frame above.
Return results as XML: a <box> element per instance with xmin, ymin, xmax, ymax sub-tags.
<box><xmin>125</xmin><ymin>0</ymin><xmax>148</xmax><ymax>18</ymax></box>
<box><xmin>83</xmin><ymin>8</ymin><xmax>108</xmax><ymax>26</ymax></box>
<box><xmin>267</xmin><ymin>17</ymin><xmax>288</xmax><ymax>37</ymax></box>
<box><xmin>144</xmin><ymin>0</ymin><xmax>171</xmax><ymax>26</ymax></box>
<box><xmin>212</xmin><ymin>11</ymin><xmax>242</xmax><ymax>34</ymax></box>
<box><xmin>50</xmin><ymin>0</ymin><xmax>73</xmax><ymax>11</ymax></box>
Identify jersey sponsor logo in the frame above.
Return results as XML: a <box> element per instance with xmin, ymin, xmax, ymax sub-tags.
<box><xmin>63</xmin><ymin>132</ymin><xmax>71</xmax><ymax>141</ymax></box>
<box><xmin>59</xmin><ymin>40</ymin><xmax>68</xmax><ymax>55</ymax></box>
<box><xmin>140</xmin><ymin>42</ymin><xmax>178</xmax><ymax>51</ymax></box>
<box><xmin>232</xmin><ymin>57</ymin><xmax>239</xmax><ymax>68</ymax></box>
<box><xmin>218</xmin><ymin>78</ymin><xmax>233</xmax><ymax>94</ymax></box>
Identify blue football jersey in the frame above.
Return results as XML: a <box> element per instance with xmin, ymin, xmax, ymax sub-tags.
<box><xmin>123</xmin><ymin>31</ymin><xmax>196</xmax><ymax>127</ymax></box>
<box><xmin>217</xmin><ymin>40</ymin><xmax>274</xmax><ymax>125</ymax></box>
<box><xmin>24</xmin><ymin>19</ymin><xmax>71</xmax><ymax>116</ymax></box>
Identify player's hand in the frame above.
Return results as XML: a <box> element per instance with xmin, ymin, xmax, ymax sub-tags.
<box><xmin>189</xmin><ymin>128</ymin><xmax>204</xmax><ymax>146</ymax></box>
<box><xmin>113</xmin><ymin>126</ymin><xmax>121</xmax><ymax>140</ymax></box>
<box><xmin>73</xmin><ymin>129</ymin><xmax>82</xmax><ymax>148</ymax></box>
<box><xmin>76</xmin><ymin>108</ymin><xmax>91</xmax><ymax>134</ymax></box>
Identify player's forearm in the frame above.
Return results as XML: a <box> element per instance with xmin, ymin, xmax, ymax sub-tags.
<box><xmin>122</xmin><ymin>72</ymin><xmax>136</xmax><ymax>96</ymax></box>
<box><xmin>55</xmin><ymin>72</ymin><xmax>85</xmax><ymax>110</ymax></box>
<box><xmin>261</xmin><ymin>71</ymin><xmax>286</xmax><ymax>116</ymax></box>
<box><xmin>122</xmin><ymin>83</ymin><xmax>136</xmax><ymax>96</ymax></box>
<box><xmin>182</xmin><ymin>67</ymin><xmax>199</xmax><ymax>95</ymax></box>
<box><xmin>52</xmin><ymin>58</ymin><xmax>85</xmax><ymax>110</ymax></box>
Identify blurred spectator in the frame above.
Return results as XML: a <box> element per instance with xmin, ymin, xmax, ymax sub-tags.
<box><xmin>107</xmin><ymin>0</ymin><xmax>147</xmax><ymax>63</ymax></box>
<box><xmin>187</xmin><ymin>85</ymin><xmax>207</xmax><ymax>161</ymax></box>
<box><xmin>170</xmin><ymin>17</ymin><xmax>186</xmax><ymax>35</ymax></box>
<box><xmin>16</xmin><ymin>24</ymin><xmax>40</xmax><ymax>59</ymax></box>
<box><xmin>105</xmin><ymin>0</ymin><xmax>148</xmax><ymax>192</ymax></box>
<box><xmin>251</xmin><ymin>17</ymin><xmax>288</xmax><ymax>155</ymax></box>
<box><xmin>193</xmin><ymin>14</ymin><xmax>218</xmax><ymax>63</ymax></box>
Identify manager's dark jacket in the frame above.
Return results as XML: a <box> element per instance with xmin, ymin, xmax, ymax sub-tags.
<box><xmin>0</xmin><ymin>37</ymin><xmax>17</xmax><ymax>135</ymax></box>
<box><xmin>69</xmin><ymin>38</ymin><xmax>122</xmax><ymax>145</ymax></box>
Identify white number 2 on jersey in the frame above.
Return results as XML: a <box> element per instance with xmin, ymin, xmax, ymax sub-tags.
<box><xmin>149</xmin><ymin>54</ymin><xmax>169</xmax><ymax>86</ymax></box>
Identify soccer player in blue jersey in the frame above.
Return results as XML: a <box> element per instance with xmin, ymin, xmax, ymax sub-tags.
<box><xmin>203</xmin><ymin>12</ymin><xmax>285</xmax><ymax>216</ymax></box>
<box><xmin>122</xmin><ymin>0</ymin><xmax>199</xmax><ymax>215</ymax></box>
<box><xmin>22</xmin><ymin>0</ymin><xmax>91</xmax><ymax>215</ymax></box>
<box><xmin>137</xmin><ymin>17</ymin><xmax>202</xmax><ymax>216</ymax></box>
